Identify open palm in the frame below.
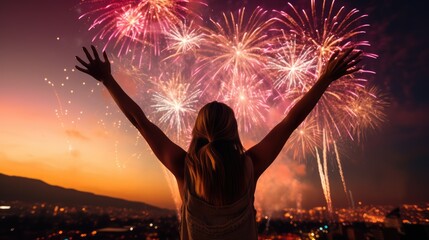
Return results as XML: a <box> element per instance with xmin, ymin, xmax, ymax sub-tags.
<box><xmin>75</xmin><ymin>45</ymin><xmax>111</xmax><ymax>82</ymax></box>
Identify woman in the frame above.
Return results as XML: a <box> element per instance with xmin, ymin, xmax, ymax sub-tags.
<box><xmin>76</xmin><ymin>46</ymin><xmax>361</xmax><ymax>239</ymax></box>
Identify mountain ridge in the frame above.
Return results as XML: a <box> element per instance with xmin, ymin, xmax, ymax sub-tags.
<box><xmin>0</xmin><ymin>173</ymin><xmax>173</xmax><ymax>214</ymax></box>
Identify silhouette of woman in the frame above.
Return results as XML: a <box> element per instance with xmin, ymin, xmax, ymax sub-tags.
<box><xmin>76</xmin><ymin>45</ymin><xmax>361</xmax><ymax>239</ymax></box>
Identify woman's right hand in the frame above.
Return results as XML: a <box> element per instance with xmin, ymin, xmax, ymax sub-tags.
<box><xmin>320</xmin><ymin>48</ymin><xmax>362</xmax><ymax>83</ymax></box>
<box><xmin>75</xmin><ymin>45</ymin><xmax>111</xmax><ymax>82</ymax></box>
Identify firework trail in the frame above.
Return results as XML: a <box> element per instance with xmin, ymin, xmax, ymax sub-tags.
<box><xmin>315</xmin><ymin>150</ymin><xmax>331</xmax><ymax>213</ymax></box>
<box><xmin>349</xmin><ymin>190</ymin><xmax>355</xmax><ymax>208</ymax></box>
<box><xmin>322</xmin><ymin>130</ymin><xmax>332</xmax><ymax>213</ymax></box>
<box><xmin>265</xmin><ymin>216</ymin><xmax>271</xmax><ymax>233</ymax></box>
<box><xmin>315</xmin><ymin>130</ymin><xmax>332</xmax><ymax>213</ymax></box>
<box><xmin>334</xmin><ymin>140</ymin><xmax>350</xmax><ymax>206</ymax></box>
<box><xmin>195</xmin><ymin>7</ymin><xmax>274</xmax><ymax>82</ymax></box>
<box><xmin>149</xmin><ymin>74</ymin><xmax>199</xmax><ymax>216</ymax></box>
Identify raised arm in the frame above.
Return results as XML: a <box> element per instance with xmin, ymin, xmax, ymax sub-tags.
<box><xmin>75</xmin><ymin>46</ymin><xmax>186</xmax><ymax>181</ymax></box>
<box><xmin>247</xmin><ymin>48</ymin><xmax>362</xmax><ymax>180</ymax></box>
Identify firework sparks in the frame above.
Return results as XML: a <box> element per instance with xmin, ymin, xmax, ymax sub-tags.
<box><xmin>150</xmin><ymin>73</ymin><xmax>202</xmax><ymax>141</ymax></box>
<box><xmin>115</xmin><ymin>4</ymin><xmax>144</xmax><ymax>41</ymax></box>
<box><xmin>112</xmin><ymin>55</ymin><xmax>148</xmax><ymax>87</ymax></box>
<box><xmin>334</xmin><ymin>140</ymin><xmax>350</xmax><ymax>206</ymax></box>
<box><xmin>195</xmin><ymin>7</ymin><xmax>274</xmax><ymax>81</ymax></box>
<box><xmin>346</xmin><ymin>86</ymin><xmax>389</xmax><ymax>142</ymax></box>
<box><xmin>271</xmin><ymin>0</ymin><xmax>383</xmax><ymax>162</ymax></box>
<box><xmin>219</xmin><ymin>74</ymin><xmax>271</xmax><ymax>133</ymax></box>
<box><xmin>275</xmin><ymin>0</ymin><xmax>373</xmax><ymax>57</ymax></box>
<box><xmin>75</xmin><ymin>0</ymin><xmax>389</xmax><ymax>214</ymax></box>
<box><xmin>283</xmin><ymin>72</ymin><xmax>365</xmax><ymax>145</ymax></box>
<box><xmin>285</xmin><ymin>115</ymin><xmax>321</xmax><ymax>160</ymax></box>
<box><xmin>267</xmin><ymin>33</ymin><xmax>317</xmax><ymax>91</ymax></box>
<box><xmin>80</xmin><ymin>0</ymin><xmax>204</xmax><ymax>65</ymax></box>
<box><xmin>164</xmin><ymin>20</ymin><xmax>204</xmax><ymax>59</ymax></box>
<box><xmin>80</xmin><ymin>2</ymin><xmax>144</xmax><ymax>58</ymax></box>
<box><xmin>315</xmin><ymin>129</ymin><xmax>332</xmax><ymax>214</ymax></box>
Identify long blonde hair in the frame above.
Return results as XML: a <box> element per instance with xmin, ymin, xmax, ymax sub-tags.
<box><xmin>186</xmin><ymin>101</ymin><xmax>247</xmax><ymax>205</ymax></box>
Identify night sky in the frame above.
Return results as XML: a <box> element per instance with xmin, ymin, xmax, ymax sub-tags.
<box><xmin>0</xmin><ymin>0</ymin><xmax>428</xmax><ymax>210</ymax></box>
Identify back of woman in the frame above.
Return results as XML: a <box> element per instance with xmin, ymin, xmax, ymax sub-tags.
<box><xmin>75</xmin><ymin>46</ymin><xmax>361</xmax><ymax>240</ymax></box>
<box><xmin>180</xmin><ymin>102</ymin><xmax>258</xmax><ymax>239</ymax></box>
<box><xmin>181</xmin><ymin>156</ymin><xmax>257</xmax><ymax>240</ymax></box>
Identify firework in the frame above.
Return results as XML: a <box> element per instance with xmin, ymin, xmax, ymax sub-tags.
<box><xmin>267</xmin><ymin>33</ymin><xmax>317</xmax><ymax>92</ymax></box>
<box><xmin>195</xmin><ymin>7</ymin><xmax>274</xmax><ymax>81</ymax></box>
<box><xmin>74</xmin><ymin>0</ymin><xmax>389</xmax><ymax>215</ymax></box>
<box><xmin>285</xmin><ymin>115</ymin><xmax>321</xmax><ymax>160</ymax></box>
<box><xmin>283</xmin><ymin>72</ymin><xmax>363</xmax><ymax>147</ymax></box>
<box><xmin>334</xmin><ymin>140</ymin><xmax>350</xmax><ymax>206</ymax></box>
<box><xmin>315</xmin><ymin>130</ymin><xmax>332</xmax><ymax>214</ymax></box>
<box><xmin>275</xmin><ymin>0</ymin><xmax>375</xmax><ymax>59</ymax></box>
<box><xmin>219</xmin><ymin>74</ymin><xmax>271</xmax><ymax>133</ymax></box>
<box><xmin>345</xmin><ymin>86</ymin><xmax>389</xmax><ymax>142</ymax></box>
<box><xmin>164</xmin><ymin>20</ymin><xmax>204</xmax><ymax>59</ymax></box>
<box><xmin>150</xmin><ymin>73</ymin><xmax>202</xmax><ymax>142</ymax></box>
<box><xmin>270</xmin><ymin>0</ymin><xmax>383</xmax><ymax>162</ymax></box>
<box><xmin>80</xmin><ymin>0</ymin><xmax>203</xmax><ymax>65</ymax></box>
<box><xmin>112</xmin><ymin>55</ymin><xmax>148</xmax><ymax>88</ymax></box>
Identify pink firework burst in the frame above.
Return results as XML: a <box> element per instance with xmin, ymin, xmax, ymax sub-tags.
<box><xmin>195</xmin><ymin>7</ymin><xmax>275</xmax><ymax>82</ymax></box>
<box><xmin>163</xmin><ymin>20</ymin><xmax>205</xmax><ymax>62</ymax></box>
<box><xmin>218</xmin><ymin>74</ymin><xmax>271</xmax><ymax>133</ymax></box>
<box><xmin>149</xmin><ymin>72</ymin><xmax>202</xmax><ymax>141</ymax></box>
<box><xmin>80</xmin><ymin>0</ymin><xmax>204</xmax><ymax>66</ymax></box>
<box><xmin>267</xmin><ymin>32</ymin><xmax>317</xmax><ymax>92</ymax></box>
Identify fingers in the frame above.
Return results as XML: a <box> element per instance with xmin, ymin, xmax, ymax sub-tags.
<box><xmin>91</xmin><ymin>45</ymin><xmax>100</xmax><ymax>60</ymax></box>
<box><xmin>336</xmin><ymin>48</ymin><xmax>354</xmax><ymax>64</ymax></box>
<box><xmin>83</xmin><ymin>47</ymin><xmax>93</xmax><ymax>62</ymax></box>
<box><xmin>76</xmin><ymin>56</ymin><xmax>89</xmax><ymax>67</ymax></box>
<box><xmin>343</xmin><ymin>47</ymin><xmax>354</xmax><ymax>57</ymax></box>
<box><xmin>340</xmin><ymin>54</ymin><xmax>362</xmax><ymax>76</ymax></box>
<box><xmin>75</xmin><ymin>65</ymin><xmax>90</xmax><ymax>74</ymax></box>
<box><xmin>346</xmin><ymin>58</ymin><xmax>362</xmax><ymax>68</ymax></box>
<box><xmin>324</xmin><ymin>47</ymin><xmax>363</xmax><ymax>80</ymax></box>
<box><xmin>341</xmin><ymin>51</ymin><xmax>361</xmax><ymax>71</ymax></box>
<box><xmin>335</xmin><ymin>49</ymin><xmax>362</xmax><ymax>70</ymax></box>
<box><xmin>103</xmin><ymin>51</ymin><xmax>109</xmax><ymax>63</ymax></box>
<box><xmin>345</xmin><ymin>66</ymin><xmax>362</xmax><ymax>75</ymax></box>
<box><xmin>346</xmin><ymin>50</ymin><xmax>362</xmax><ymax>64</ymax></box>
<box><xmin>75</xmin><ymin>55</ymin><xmax>90</xmax><ymax>73</ymax></box>
<box><xmin>329</xmin><ymin>50</ymin><xmax>340</xmax><ymax>62</ymax></box>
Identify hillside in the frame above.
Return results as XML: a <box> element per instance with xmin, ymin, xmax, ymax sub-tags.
<box><xmin>0</xmin><ymin>173</ymin><xmax>172</xmax><ymax>214</ymax></box>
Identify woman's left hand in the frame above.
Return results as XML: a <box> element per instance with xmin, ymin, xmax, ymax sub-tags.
<box><xmin>75</xmin><ymin>45</ymin><xmax>111</xmax><ymax>82</ymax></box>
